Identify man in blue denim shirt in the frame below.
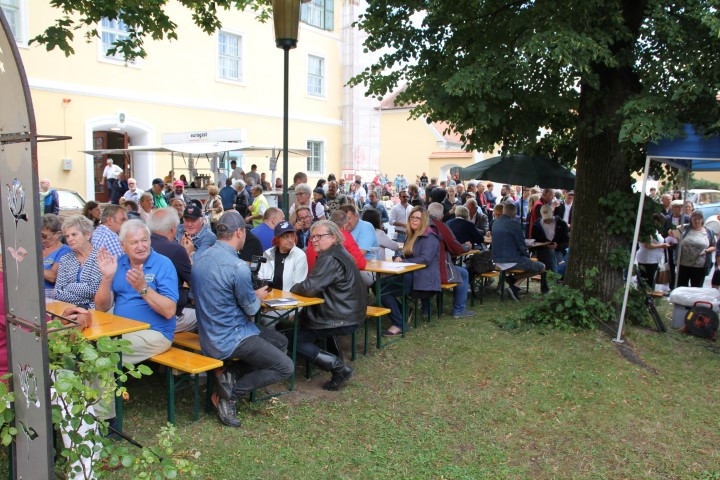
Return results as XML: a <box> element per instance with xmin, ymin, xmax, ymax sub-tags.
<box><xmin>491</xmin><ymin>202</ymin><xmax>545</xmax><ymax>301</ymax></box>
<box><xmin>192</xmin><ymin>211</ymin><xmax>293</xmax><ymax>427</ymax></box>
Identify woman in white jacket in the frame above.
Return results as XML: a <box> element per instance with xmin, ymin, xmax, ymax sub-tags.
<box><xmin>258</xmin><ymin>221</ymin><xmax>308</xmax><ymax>293</ymax></box>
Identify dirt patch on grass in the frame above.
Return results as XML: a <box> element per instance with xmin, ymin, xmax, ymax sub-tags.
<box><xmin>614</xmin><ymin>341</ymin><xmax>658</xmax><ymax>374</ymax></box>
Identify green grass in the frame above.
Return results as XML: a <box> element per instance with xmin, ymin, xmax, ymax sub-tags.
<box><xmin>5</xmin><ymin>288</ymin><xmax>720</xmax><ymax>479</ymax></box>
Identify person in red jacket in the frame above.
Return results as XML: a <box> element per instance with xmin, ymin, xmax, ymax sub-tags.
<box><xmin>427</xmin><ymin>203</ymin><xmax>475</xmax><ymax>318</ymax></box>
<box><xmin>305</xmin><ymin>210</ymin><xmax>366</xmax><ymax>272</ymax></box>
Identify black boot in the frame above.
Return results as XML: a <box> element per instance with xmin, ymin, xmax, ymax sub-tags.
<box><xmin>326</xmin><ymin>335</ymin><xmax>344</xmax><ymax>360</ymax></box>
<box><xmin>312</xmin><ymin>351</ymin><xmax>354</xmax><ymax>391</ymax></box>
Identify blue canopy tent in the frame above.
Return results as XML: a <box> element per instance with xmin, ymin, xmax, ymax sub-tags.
<box><xmin>616</xmin><ymin>124</ymin><xmax>720</xmax><ymax>342</ymax></box>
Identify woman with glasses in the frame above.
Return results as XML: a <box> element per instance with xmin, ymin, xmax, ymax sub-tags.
<box><xmin>289</xmin><ymin>183</ymin><xmax>324</xmax><ymax>223</ymax></box>
<box><xmin>55</xmin><ymin>215</ymin><xmax>103</xmax><ymax>308</ymax></box>
<box><xmin>41</xmin><ymin>214</ymin><xmax>71</xmax><ymax>289</ymax></box>
<box><xmin>381</xmin><ymin>206</ymin><xmax>441</xmax><ymax>336</ymax></box>
<box><xmin>672</xmin><ymin>210</ymin><xmax>716</xmax><ymax>287</ymax></box>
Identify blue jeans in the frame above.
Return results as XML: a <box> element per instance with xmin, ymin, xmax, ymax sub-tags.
<box><xmin>534</xmin><ymin>248</ymin><xmax>563</xmax><ymax>292</ymax></box>
<box><xmin>226</xmin><ymin>326</ymin><xmax>294</xmax><ymax>400</ymax></box>
<box><xmin>452</xmin><ymin>266</ymin><xmax>470</xmax><ymax>315</ymax></box>
<box><xmin>380</xmin><ymin>274</ymin><xmax>413</xmax><ymax>328</ymax></box>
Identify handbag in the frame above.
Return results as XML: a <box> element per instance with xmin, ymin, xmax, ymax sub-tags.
<box><xmin>655</xmin><ymin>262</ymin><xmax>671</xmax><ymax>285</ymax></box>
<box><xmin>207</xmin><ymin>196</ymin><xmax>223</xmax><ymax>224</ymax></box>
<box><xmin>443</xmin><ymin>251</ymin><xmax>462</xmax><ymax>284</ymax></box>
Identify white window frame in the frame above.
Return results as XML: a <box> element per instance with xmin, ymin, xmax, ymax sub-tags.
<box><xmin>216</xmin><ymin>29</ymin><xmax>245</xmax><ymax>84</ymax></box>
<box><xmin>307</xmin><ymin>53</ymin><xmax>326</xmax><ymax>98</ymax></box>
<box><xmin>306</xmin><ymin>139</ymin><xmax>325</xmax><ymax>175</ymax></box>
<box><xmin>0</xmin><ymin>0</ymin><xmax>28</xmax><ymax>46</ymax></box>
<box><xmin>300</xmin><ymin>0</ymin><xmax>334</xmax><ymax>31</ymax></box>
<box><xmin>98</xmin><ymin>17</ymin><xmax>138</xmax><ymax>65</ymax></box>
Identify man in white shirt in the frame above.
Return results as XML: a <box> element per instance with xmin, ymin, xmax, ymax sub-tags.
<box><xmin>122</xmin><ymin>177</ymin><xmax>143</xmax><ymax>203</ymax></box>
<box><xmin>230</xmin><ymin>160</ymin><xmax>245</xmax><ymax>180</ymax></box>
<box><xmin>553</xmin><ymin>191</ymin><xmax>574</xmax><ymax>229</ymax></box>
<box><xmin>389</xmin><ymin>190</ymin><xmax>412</xmax><ymax>242</ymax></box>
<box><xmin>102</xmin><ymin>159</ymin><xmax>123</xmax><ymax>192</ymax></box>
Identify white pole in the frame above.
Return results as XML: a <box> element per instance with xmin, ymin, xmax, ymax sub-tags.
<box><xmin>614</xmin><ymin>154</ymin><xmax>652</xmax><ymax>343</ymax></box>
<box><xmin>673</xmin><ymin>170</ymin><xmax>691</xmax><ymax>288</ymax></box>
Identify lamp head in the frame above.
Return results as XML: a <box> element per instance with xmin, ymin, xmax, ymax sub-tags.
<box><xmin>272</xmin><ymin>0</ymin><xmax>310</xmax><ymax>49</ymax></box>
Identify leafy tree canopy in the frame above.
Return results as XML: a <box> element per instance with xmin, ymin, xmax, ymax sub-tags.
<box><xmin>351</xmin><ymin>0</ymin><xmax>720</xmax><ymax>303</ymax></box>
<box><xmin>32</xmin><ymin>0</ymin><xmax>271</xmax><ymax>61</ymax></box>
<box><xmin>351</xmin><ymin>0</ymin><xmax>720</xmax><ymax>166</ymax></box>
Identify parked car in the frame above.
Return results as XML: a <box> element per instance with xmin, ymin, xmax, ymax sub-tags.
<box><xmin>686</xmin><ymin>189</ymin><xmax>720</xmax><ymax>220</ymax></box>
<box><xmin>56</xmin><ymin>188</ymin><xmax>87</xmax><ymax>222</ymax></box>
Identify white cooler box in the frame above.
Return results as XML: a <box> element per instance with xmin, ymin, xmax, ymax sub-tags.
<box><xmin>668</xmin><ymin>287</ymin><xmax>720</xmax><ymax>329</ymax></box>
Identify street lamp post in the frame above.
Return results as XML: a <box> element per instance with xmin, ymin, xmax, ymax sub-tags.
<box><xmin>272</xmin><ymin>0</ymin><xmax>306</xmax><ymax>217</ymax></box>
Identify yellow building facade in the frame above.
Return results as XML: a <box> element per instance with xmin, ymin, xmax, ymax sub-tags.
<box><xmin>378</xmin><ymin>91</ymin><xmax>487</xmax><ymax>184</ymax></box>
<box><xmin>2</xmin><ymin>0</ymin><xmax>490</xmax><ymax>201</ymax></box>
<box><xmin>4</xmin><ymin>1</ymin><xmax>354</xmax><ymax>200</ymax></box>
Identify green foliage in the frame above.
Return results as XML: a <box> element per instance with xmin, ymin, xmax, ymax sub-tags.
<box><xmin>498</xmin><ymin>270</ymin><xmax>615</xmax><ymax>331</ymax></box>
<box><xmin>612</xmin><ymin>282</ymin><xmax>656</xmax><ymax>329</ymax></box>
<box><xmin>689</xmin><ymin>173</ymin><xmax>720</xmax><ymax>191</ymax></box>
<box><xmin>598</xmin><ymin>191</ymin><xmax>661</xmax><ymax>242</ymax></box>
<box><xmin>0</xmin><ymin>376</ymin><xmax>16</xmax><ymax>447</ymax></box>
<box><xmin>352</xmin><ymin>1</ymin><xmax>720</xmax><ymax>158</ymax></box>
<box><xmin>0</xmin><ymin>320</ymin><xmax>195</xmax><ymax>478</ymax></box>
<box><xmin>32</xmin><ymin>0</ymin><xmax>272</xmax><ymax>61</ymax></box>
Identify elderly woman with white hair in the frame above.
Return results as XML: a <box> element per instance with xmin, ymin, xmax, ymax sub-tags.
<box><xmin>55</xmin><ymin>215</ymin><xmax>102</xmax><ymax>308</ymax></box>
<box><xmin>289</xmin><ymin>183</ymin><xmax>324</xmax><ymax>223</ymax></box>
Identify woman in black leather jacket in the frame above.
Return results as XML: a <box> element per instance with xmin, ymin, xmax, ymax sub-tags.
<box><xmin>291</xmin><ymin>220</ymin><xmax>367</xmax><ymax>391</ymax></box>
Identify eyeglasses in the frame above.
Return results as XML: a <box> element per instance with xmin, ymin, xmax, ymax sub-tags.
<box><xmin>297</xmin><ymin>216</ymin><xmax>312</xmax><ymax>222</ymax></box>
<box><xmin>309</xmin><ymin>233</ymin><xmax>332</xmax><ymax>241</ymax></box>
<box><xmin>409</xmin><ymin>216</ymin><xmax>422</xmax><ymax>221</ymax></box>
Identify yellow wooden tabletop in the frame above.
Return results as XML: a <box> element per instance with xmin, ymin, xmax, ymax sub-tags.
<box><xmin>362</xmin><ymin>260</ymin><xmax>426</xmax><ymax>274</ymax></box>
<box><xmin>262</xmin><ymin>289</ymin><xmax>325</xmax><ymax>309</ymax></box>
<box><xmin>46</xmin><ymin>301</ymin><xmax>150</xmax><ymax>341</ymax></box>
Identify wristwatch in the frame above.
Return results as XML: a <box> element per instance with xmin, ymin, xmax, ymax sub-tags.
<box><xmin>139</xmin><ymin>287</ymin><xmax>149</xmax><ymax>296</ymax></box>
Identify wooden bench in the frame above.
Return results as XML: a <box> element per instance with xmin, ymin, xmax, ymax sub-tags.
<box><xmin>365</xmin><ymin>305</ymin><xmax>393</xmax><ymax>351</ymax></box>
<box><xmin>172</xmin><ymin>331</ymin><xmax>290</xmax><ymax>404</ymax></box>
<box><xmin>473</xmin><ymin>271</ymin><xmax>500</xmax><ymax>305</ymax></box>
<box><xmin>150</xmin><ymin>347</ymin><xmax>222</xmax><ymax>425</ymax></box>
<box><xmin>410</xmin><ymin>283</ymin><xmax>459</xmax><ymax>327</ymax></box>
<box><xmin>173</xmin><ymin>331</ymin><xmax>201</xmax><ymax>351</ymax></box>
<box><xmin>498</xmin><ymin>268</ymin><xmax>527</xmax><ymax>301</ymax></box>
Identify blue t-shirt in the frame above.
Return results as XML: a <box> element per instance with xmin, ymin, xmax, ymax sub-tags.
<box><xmin>112</xmin><ymin>250</ymin><xmax>179</xmax><ymax>341</ymax></box>
<box><xmin>44</xmin><ymin>244</ymin><xmax>71</xmax><ymax>288</ymax></box>
<box><xmin>351</xmin><ymin>219</ymin><xmax>379</xmax><ymax>259</ymax></box>
<box><xmin>252</xmin><ymin>223</ymin><xmax>275</xmax><ymax>251</ymax></box>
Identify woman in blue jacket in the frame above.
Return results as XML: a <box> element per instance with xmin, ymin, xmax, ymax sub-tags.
<box><xmin>381</xmin><ymin>206</ymin><xmax>441</xmax><ymax>335</ymax></box>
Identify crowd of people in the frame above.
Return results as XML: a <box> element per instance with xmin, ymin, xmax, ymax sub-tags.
<box><xmin>39</xmin><ymin>167</ymin><xmax>591</xmax><ymax>435</ymax></box>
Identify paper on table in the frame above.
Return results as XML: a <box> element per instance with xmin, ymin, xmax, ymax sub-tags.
<box><xmin>264</xmin><ymin>298</ymin><xmax>300</xmax><ymax>307</ymax></box>
<box><xmin>382</xmin><ymin>262</ymin><xmax>419</xmax><ymax>270</ymax></box>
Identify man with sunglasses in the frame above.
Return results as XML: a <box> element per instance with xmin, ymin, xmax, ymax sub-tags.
<box><xmin>294</xmin><ymin>205</ymin><xmax>313</xmax><ymax>250</ymax></box>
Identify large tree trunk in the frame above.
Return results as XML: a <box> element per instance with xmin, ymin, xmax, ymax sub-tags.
<box><xmin>565</xmin><ymin>0</ymin><xmax>645</xmax><ymax>304</ymax></box>
<box><xmin>566</xmin><ymin>92</ymin><xmax>632</xmax><ymax>302</ymax></box>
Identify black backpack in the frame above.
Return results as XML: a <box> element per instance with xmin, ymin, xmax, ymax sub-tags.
<box><xmin>684</xmin><ymin>301</ymin><xmax>719</xmax><ymax>341</ymax></box>
<box><xmin>468</xmin><ymin>250</ymin><xmax>495</xmax><ymax>275</ymax></box>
